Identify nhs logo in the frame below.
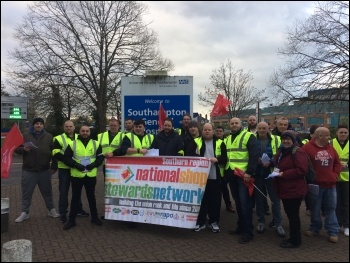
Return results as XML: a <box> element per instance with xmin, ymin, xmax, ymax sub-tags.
<box><xmin>179</xmin><ymin>79</ymin><xmax>189</xmax><ymax>84</ymax></box>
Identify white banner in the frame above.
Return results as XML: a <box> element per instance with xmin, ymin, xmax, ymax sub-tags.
<box><xmin>104</xmin><ymin>156</ymin><xmax>210</xmax><ymax>229</ymax></box>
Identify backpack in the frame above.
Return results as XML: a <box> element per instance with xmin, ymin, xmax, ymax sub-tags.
<box><xmin>292</xmin><ymin>146</ymin><xmax>316</xmax><ymax>184</ymax></box>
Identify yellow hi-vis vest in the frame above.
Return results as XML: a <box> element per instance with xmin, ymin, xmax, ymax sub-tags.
<box><xmin>125</xmin><ymin>133</ymin><xmax>154</xmax><ymax>156</ymax></box>
<box><xmin>330</xmin><ymin>138</ymin><xmax>349</xmax><ymax>182</ymax></box>
<box><xmin>194</xmin><ymin>137</ymin><xmax>224</xmax><ymax>177</ymax></box>
<box><xmin>98</xmin><ymin>131</ymin><xmax>124</xmax><ymax>154</ymax></box>
<box><xmin>70</xmin><ymin>139</ymin><xmax>99</xmax><ymax>178</ymax></box>
<box><xmin>302</xmin><ymin>138</ymin><xmax>309</xmax><ymax>145</ymax></box>
<box><xmin>52</xmin><ymin>133</ymin><xmax>78</xmax><ymax>169</ymax></box>
<box><xmin>271</xmin><ymin>134</ymin><xmax>281</xmax><ymax>156</ymax></box>
<box><xmin>224</xmin><ymin>131</ymin><xmax>252</xmax><ymax>171</ymax></box>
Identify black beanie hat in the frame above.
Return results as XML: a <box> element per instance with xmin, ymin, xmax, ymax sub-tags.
<box><xmin>281</xmin><ymin>130</ymin><xmax>297</xmax><ymax>144</ymax></box>
<box><xmin>32</xmin><ymin>117</ymin><xmax>45</xmax><ymax>125</ymax></box>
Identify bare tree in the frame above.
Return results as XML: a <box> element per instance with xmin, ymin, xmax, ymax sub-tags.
<box><xmin>268</xmin><ymin>1</ymin><xmax>349</xmax><ymax>105</ymax></box>
<box><xmin>5</xmin><ymin>1</ymin><xmax>173</xmax><ymax>132</ymax></box>
<box><xmin>199</xmin><ymin>60</ymin><xmax>262</xmax><ymax>118</ymax></box>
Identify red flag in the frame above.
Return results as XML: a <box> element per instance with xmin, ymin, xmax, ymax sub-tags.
<box><xmin>1</xmin><ymin>124</ymin><xmax>24</xmax><ymax>178</ymax></box>
<box><xmin>210</xmin><ymin>94</ymin><xmax>231</xmax><ymax>117</ymax></box>
<box><xmin>158</xmin><ymin>102</ymin><xmax>167</xmax><ymax>130</ymax></box>
<box><xmin>234</xmin><ymin>167</ymin><xmax>255</xmax><ymax>196</ymax></box>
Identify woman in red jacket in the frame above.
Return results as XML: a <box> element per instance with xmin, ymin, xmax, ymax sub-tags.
<box><xmin>273</xmin><ymin>130</ymin><xmax>308</xmax><ymax>248</ymax></box>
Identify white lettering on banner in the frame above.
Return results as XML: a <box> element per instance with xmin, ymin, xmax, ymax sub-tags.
<box><xmin>127</xmin><ymin>108</ymin><xmax>187</xmax><ymax>117</ymax></box>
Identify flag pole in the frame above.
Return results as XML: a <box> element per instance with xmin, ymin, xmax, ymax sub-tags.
<box><xmin>252</xmin><ymin>183</ymin><xmax>273</xmax><ymax>205</ymax></box>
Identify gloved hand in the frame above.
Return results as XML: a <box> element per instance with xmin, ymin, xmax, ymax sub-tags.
<box><xmin>85</xmin><ymin>164</ymin><xmax>95</xmax><ymax>171</ymax></box>
<box><xmin>75</xmin><ymin>163</ymin><xmax>86</xmax><ymax>172</ymax></box>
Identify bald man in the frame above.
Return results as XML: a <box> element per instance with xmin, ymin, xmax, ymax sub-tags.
<box><xmin>255</xmin><ymin>122</ymin><xmax>285</xmax><ymax>237</ymax></box>
<box><xmin>225</xmin><ymin>117</ymin><xmax>259</xmax><ymax>244</ymax></box>
<box><xmin>187</xmin><ymin>123</ymin><xmax>227</xmax><ymax>233</ymax></box>
<box><xmin>52</xmin><ymin>120</ymin><xmax>89</xmax><ymax>223</ymax></box>
<box><xmin>302</xmin><ymin>127</ymin><xmax>342</xmax><ymax>243</ymax></box>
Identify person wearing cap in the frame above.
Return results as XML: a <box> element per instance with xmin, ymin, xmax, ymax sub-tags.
<box><xmin>184</xmin><ymin>120</ymin><xmax>201</xmax><ymax>156</ymax></box>
<box><xmin>14</xmin><ymin>117</ymin><xmax>60</xmax><ymax>223</ymax></box>
<box><xmin>52</xmin><ymin>120</ymin><xmax>90</xmax><ymax>223</ymax></box>
<box><xmin>302</xmin><ymin>127</ymin><xmax>342</xmax><ymax>243</ymax></box>
<box><xmin>274</xmin><ymin>130</ymin><xmax>309</xmax><ymax>248</ymax></box>
<box><xmin>151</xmin><ymin>117</ymin><xmax>184</xmax><ymax>156</ymax></box>
<box><xmin>225</xmin><ymin>117</ymin><xmax>259</xmax><ymax>244</ymax></box>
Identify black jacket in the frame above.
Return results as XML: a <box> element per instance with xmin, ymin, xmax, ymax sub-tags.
<box><xmin>151</xmin><ymin>129</ymin><xmax>184</xmax><ymax>156</ymax></box>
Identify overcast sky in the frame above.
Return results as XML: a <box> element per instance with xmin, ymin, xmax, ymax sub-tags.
<box><xmin>1</xmin><ymin>1</ymin><xmax>317</xmax><ymax>115</ymax></box>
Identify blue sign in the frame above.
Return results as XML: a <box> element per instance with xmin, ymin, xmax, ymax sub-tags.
<box><xmin>124</xmin><ymin>95</ymin><xmax>190</xmax><ymax>134</ymax></box>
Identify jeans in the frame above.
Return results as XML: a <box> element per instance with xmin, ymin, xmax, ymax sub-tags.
<box><xmin>228</xmin><ymin>172</ymin><xmax>254</xmax><ymax>237</ymax></box>
<box><xmin>336</xmin><ymin>181</ymin><xmax>349</xmax><ymax>228</ymax></box>
<box><xmin>255</xmin><ymin>176</ymin><xmax>282</xmax><ymax>226</ymax></box>
<box><xmin>309</xmin><ymin>187</ymin><xmax>339</xmax><ymax>236</ymax></box>
<box><xmin>58</xmin><ymin>168</ymin><xmax>83</xmax><ymax>216</ymax></box>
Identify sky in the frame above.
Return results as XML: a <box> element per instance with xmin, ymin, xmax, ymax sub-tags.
<box><xmin>1</xmin><ymin>1</ymin><xmax>317</xmax><ymax>116</ymax></box>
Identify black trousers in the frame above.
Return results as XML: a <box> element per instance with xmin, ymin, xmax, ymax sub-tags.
<box><xmin>281</xmin><ymin>198</ymin><xmax>303</xmax><ymax>245</ymax></box>
<box><xmin>196</xmin><ymin>179</ymin><xmax>222</xmax><ymax>226</ymax></box>
<box><xmin>68</xmin><ymin>175</ymin><xmax>98</xmax><ymax>222</ymax></box>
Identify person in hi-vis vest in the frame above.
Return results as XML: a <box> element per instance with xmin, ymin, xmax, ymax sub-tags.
<box><xmin>52</xmin><ymin>120</ymin><xmax>89</xmax><ymax>223</ymax></box>
<box><xmin>121</xmin><ymin>119</ymin><xmax>154</xmax><ymax>156</ymax></box>
<box><xmin>330</xmin><ymin>124</ymin><xmax>349</xmax><ymax>237</ymax></box>
<box><xmin>61</xmin><ymin>125</ymin><xmax>104</xmax><ymax>230</ymax></box>
<box><xmin>225</xmin><ymin>117</ymin><xmax>259</xmax><ymax>244</ymax></box>
<box><xmin>97</xmin><ymin>118</ymin><xmax>124</xmax><ymax>176</ymax></box>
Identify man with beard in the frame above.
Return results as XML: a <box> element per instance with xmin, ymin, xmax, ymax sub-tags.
<box><xmin>151</xmin><ymin>118</ymin><xmax>184</xmax><ymax>156</ymax></box>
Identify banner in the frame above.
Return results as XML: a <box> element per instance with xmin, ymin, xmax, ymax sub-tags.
<box><xmin>1</xmin><ymin>124</ymin><xmax>24</xmax><ymax>178</ymax></box>
<box><xmin>210</xmin><ymin>94</ymin><xmax>231</xmax><ymax>117</ymax></box>
<box><xmin>104</xmin><ymin>156</ymin><xmax>211</xmax><ymax>229</ymax></box>
<box><xmin>158</xmin><ymin>102</ymin><xmax>167</xmax><ymax>130</ymax></box>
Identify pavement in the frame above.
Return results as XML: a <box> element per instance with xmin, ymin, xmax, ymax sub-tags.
<box><xmin>1</xmin><ymin>156</ymin><xmax>349</xmax><ymax>262</ymax></box>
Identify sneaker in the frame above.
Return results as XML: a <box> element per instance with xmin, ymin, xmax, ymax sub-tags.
<box><xmin>275</xmin><ymin>226</ymin><xmax>286</xmax><ymax>237</ymax></box>
<box><xmin>48</xmin><ymin>208</ymin><xmax>60</xmax><ymax>218</ymax></box>
<box><xmin>209</xmin><ymin>222</ymin><xmax>220</xmax><ymax>233</ymax></box>
<box><xmin>77</xmin><ymin>210</ymin><xmax>89</xmax><ymax>217</ymax></box>
<box><xmin>344</xmin><ymin>227</ymin><xmax>349</xmax><ymax>237</ymax></box>
<box><xmin>193</xmin><ymin>224</ymin><xmax>206</xmax><ymax>232</ymax></box>
<box><xmin>256</xmin><ymin>223</ymin><xmax>265</xmax><ymax>233</ymax></box>
<box><xmin>63</xmin><ymin>221</ymin><xmax>76</xmax><ymax>230</ymax></box>
<box><xmin>329</xmin><ymin>235</ymin><xmax>338</xmax><ymax>243</ymax></box>
<box><xmin>305</xmin><ymin>230</ymin><xmax>318</xmax><ymax>237</ymax></box>
<box><xmin>15</xmin><ymin>212</ymin><xmax>29</xmax><ymax>223</ymax></box>
<box><xmin>91</xmin><ymin>217</ymin><xmax>102</xmax><ymax>226</ymax></box>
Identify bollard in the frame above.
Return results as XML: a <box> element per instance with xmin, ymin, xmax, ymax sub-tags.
<box><xmin>1</xmin><ymin>239</ymin><xmax>32</xmax><ymax>262</ymax></box>
<box><xmin>1</xmin><ymin>198</ymin><xmax>9</xmax><ymax>233</ymax></box>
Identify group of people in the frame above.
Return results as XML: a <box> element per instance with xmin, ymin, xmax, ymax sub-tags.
<box><xmin>13</xmin><ymin>114</ymin><xmax>348</xmax><ymax>249</ymax></box>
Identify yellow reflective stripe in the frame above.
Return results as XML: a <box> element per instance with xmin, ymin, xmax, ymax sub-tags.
<box><xmin>227</xmin><ymin>148</ymin><xmax>248</xmax><ymax>152</ymax></box>
<box><xmin>228</xmin><ymin>158</ymin><xmax>249</xmax><ymax>162</ymax></box>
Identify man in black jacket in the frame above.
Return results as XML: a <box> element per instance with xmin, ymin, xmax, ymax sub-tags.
<box><xmin>151</xmin><ymin>118</ymin><xmax>184</xmax><ymax>156</ymax></box>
